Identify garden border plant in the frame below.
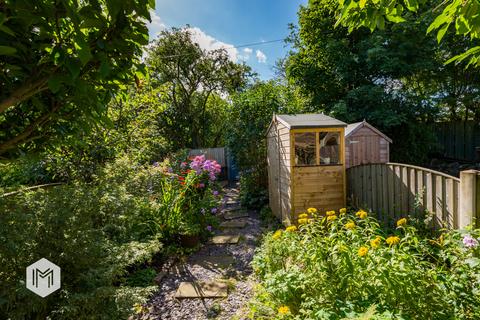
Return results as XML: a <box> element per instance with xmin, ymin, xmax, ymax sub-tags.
<box><xmin>250</xmin><ymin>207</ymin><xmax>480</xmax><ymax>319</ymax></box>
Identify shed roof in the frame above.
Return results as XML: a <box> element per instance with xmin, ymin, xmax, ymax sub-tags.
<box><xmin>345</xmin><ymin>120</ymin><xmax>392</xmax><ymax>143</ymax></box>
<box><xmin>276</xmin><ymin>113</ymin><xmax>347</xmax><ymax>129</ymax></box>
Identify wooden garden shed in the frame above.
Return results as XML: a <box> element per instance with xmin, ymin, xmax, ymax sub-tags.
<box><xmin>345</xmin><ymin>120</ymin><xmax>392</xmax><ymax>168</ymax></box>
<box><xmin>266</xmin><ymin>114</ymin><xmax>347</xmax><ymax>225</ymax></box>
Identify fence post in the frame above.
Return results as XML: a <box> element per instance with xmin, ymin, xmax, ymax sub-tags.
<box><xmin>459</xmin><ymin>170</ymin><xmax>480</xmax><ymax>228</ymax></box>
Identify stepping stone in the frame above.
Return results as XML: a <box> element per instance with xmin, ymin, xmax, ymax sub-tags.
<box><xmin>210</xmin><ymin>235</ymin><xmax>240</xmax><ymax>244</ymax></box>
<box><xmin>223</xmin><ymin>210</ymin><xmax>249</xmax><ymax>220</ymax></box>
<box><xmin>223</xmin><ymin>205</ymin><xmax>241</xmax><ymax>212</ymax></box>
<box><xmin>220</xmin><ymin>220</ymin><xmax>247</xmax><ymax>228</ymax></box>
<box><xmin>224</xmin><ymin>199</ymin><xmax>238</xmax><ymax>205</ymax></box>
<box><xmin>174</xmin><ymin>281</ymin><xmax>228</xmax><ymax>298</ymax></box>
<box><xmin>192</xmin><ymin>254</ymin><xmax>235</xmax><ymax>268</ymax></box>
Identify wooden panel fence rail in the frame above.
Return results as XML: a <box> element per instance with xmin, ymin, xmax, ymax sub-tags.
<box><xmin>347</xmin><ymin>163</ymin><xmax>480</xmax><ymax>229</ymax></box>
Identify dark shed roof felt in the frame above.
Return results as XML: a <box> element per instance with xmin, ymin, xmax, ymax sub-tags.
<box><xmin>276</xmin><ymin>114</ymin><xmax>347</xmax><ymax>129</ymax></box>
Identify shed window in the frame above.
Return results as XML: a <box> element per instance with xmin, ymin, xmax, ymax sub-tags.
<box><xmin>294</xmin><ymin>132</ymin><xmax>316</xmax><ymax>166</ymax></box>
<box><xmin>320</xmin><ymin>132</ymin><xmax>340</xmax><ymax>165</ymax></box>
<box><xmin>294</xmin><ymin>131</ymin><xmax>342</xmax><ymax>166</ymax></box>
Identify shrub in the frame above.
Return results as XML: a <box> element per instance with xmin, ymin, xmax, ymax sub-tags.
<box><xmin>251</xmin><ymin>209</ymin><xmax>480</xmax><ymax>319</ymax></box>
<box><xmin>239</xmin><ymin>169</ymin><xmax>268</xmax><ymax>209</ymax></box>
<box><xmin>0</xmin><ymin>155</ymin><xmax>222</xmax><ymax>319</ymax></box>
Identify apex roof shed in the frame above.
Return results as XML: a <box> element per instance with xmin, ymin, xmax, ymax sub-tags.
<box><xmin>266</xmin><ymin>114</ymin><xmax>347</xmax><ymax>225</ymax></box>
<box><xmin>345</xmin><ymin>120</ymin><xmax>392</xmax><ymax>168</ymax></box>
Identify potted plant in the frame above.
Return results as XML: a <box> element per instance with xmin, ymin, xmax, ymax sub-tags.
<box><xmin>178</xmin><ymin>222</ymin><xmax>202</xmax><ymax>248</ymax></box>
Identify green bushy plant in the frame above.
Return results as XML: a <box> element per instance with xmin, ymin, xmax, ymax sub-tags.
<box><xmin>251</xmin><ymin>208</ymin><xmax>480</xmax><ymax>319</ymax></box>
<box><xmin>0</xmin><ymin>155</ymin><xmax>222</xmax><ymax>319</ymax></box>
<box><xmin>239</xmin><ymin>170</ymin><xmax>268</xmax><ymax>209</ymax></box>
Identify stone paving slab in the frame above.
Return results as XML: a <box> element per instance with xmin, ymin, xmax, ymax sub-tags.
<box><xmin>220</xmin><ymin>220</ymin><xmax>247</xmax><ymax>228</ymax></box>
<box><xmin>191</xmin><ymin>254</ymin><xmax>235</xmax><ymax>268</ymax></box>
<box><xmin>223</xmin><ymin>210</ymin><xmax>249</xmax><ymax>220</ymax></box>
<box><xmin>210</xmin><ymin>235</ymin><xmax>240</xmax><ymax>244</ymax></box>
<box><xmin>174</xmin><ymin>281</ymin><xmax>228</xmax><ymax>298</ymax></box>
<box><xmin>223</xmin><ymin>205</ymin><xmax>242</xmax><ymax>212</ymax></box>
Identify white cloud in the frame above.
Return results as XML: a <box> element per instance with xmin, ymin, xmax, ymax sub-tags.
<box><xmin>145</xmin><ymin>11</ymin><xmax>241</xmax><ymax>62</ymax></box>
<box><xmin>186</xmin><ymin>27</ymin><xmax>239</xmax><ymax>62</ymax></box>
<box><xmin>256</xmin><ymin>50</ymin><xmax>267</xmax><ymax>63</ymax></box>
<box><xmin>147</xmin><ymin>10</ymin><xmax>166</xmax><ymax>38</ymax></box>
<box><xmin>238</xmin><ymin>47</ymin><xmax>253</xmax><ymax>61</ymax></box>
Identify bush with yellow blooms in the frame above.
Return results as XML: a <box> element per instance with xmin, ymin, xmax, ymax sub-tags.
<box><xmin>251</xmin><ymin>208</ymin><xmax>480</xmax><ymax>319</ymax></box>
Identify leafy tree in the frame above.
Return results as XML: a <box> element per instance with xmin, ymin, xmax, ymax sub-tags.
<box><xmin>226</xmin><ymin>80</ymin><xmax>305</xmax><ymax>207</ymax></box>
<box><xmin>146</xmin><ymin>28</ymin><xmax>252</xmax><ymax>149</ymax></box>
<box><xmin>0</xmin><ymin>0</ymin><xmax>154</xmax><ymax>157</ymax></box>
<box><xmin>284</xmin><ymin>0</ymin><xmax>480</xmax><ymax>163</ymax></box>
<box><xmin>335</xmin><ymin>0</ymin><xmax>480</xmax><ymax>66</ymax></box>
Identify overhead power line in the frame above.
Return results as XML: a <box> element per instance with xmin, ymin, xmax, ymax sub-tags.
<box><xmin>154</xmin><ymin>38</ymin><xmax>286</xmax><ymax>59</ymax></box>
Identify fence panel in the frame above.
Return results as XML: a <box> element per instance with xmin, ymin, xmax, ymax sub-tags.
<box><xmin>347</xmin><ymin>162</ymin><xmax>462</xmax><ymax>228</ymax></box>
<box><xmin>188</xmin><ymin>147</ymin><xmax>226</xmax><ymax>167</ymax></box>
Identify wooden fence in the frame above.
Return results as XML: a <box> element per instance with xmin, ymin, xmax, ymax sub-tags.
<box><xmin>347</xmin><ymin>163</ymin><xmax>480</xmax><ymax>229</ymax></box>
<box><xmin>435</xmin><ymin>121</ymin><xmax>480</xmax><ymax>162</ymax></box>
<box><xmin>188</xmin><ymin>147</ymin><xmax>226</xmax><ymax>167</ymax></box>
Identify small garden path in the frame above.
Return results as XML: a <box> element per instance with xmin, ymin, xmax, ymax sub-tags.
<box><xmin>134</xmin><ymin>185</ymin><xmax>264</xmax><ymax>320</ymax></box>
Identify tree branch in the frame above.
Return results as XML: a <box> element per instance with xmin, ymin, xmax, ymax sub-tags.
<box><xmin>0</xmin><ymin>102</ymin><xmax>61</xmax><ymax>154</ymax></box>
<box><xmin>0</xmin><ymin>77</ymin><xmax>50</xmax><ymax>114</ymax></box>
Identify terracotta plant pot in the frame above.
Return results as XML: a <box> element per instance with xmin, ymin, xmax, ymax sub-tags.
<box><xmin>180</xmin><ymin>234</ymin><xmax>200</xmax><ymax>248</ymax></box>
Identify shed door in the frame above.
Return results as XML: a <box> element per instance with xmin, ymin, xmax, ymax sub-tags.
<box><xmin>267</xmin><ymin>132</ymin><xmax>281</xmax><ymax>219</ymax></box>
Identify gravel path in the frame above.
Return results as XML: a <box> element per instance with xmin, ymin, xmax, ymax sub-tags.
<box><xmin>133</xmin><ymin>185</ymin><xmax>264</xmax><ymax>320</ymax></box>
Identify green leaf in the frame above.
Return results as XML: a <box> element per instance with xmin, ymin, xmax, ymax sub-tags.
<box><xmin>0</xmin><ymin>24</ymin><xmax>15</xmax><ymax>36</ymax></box>
<box><xmin>427</xmin><ymin>14</ymin><xmax>449</xmax><ymax>34</ymax></box>
<box><xmin>66</xmin><ymin>60</ymin><xmax>81</xmax><ymax>79</ymax></box>
<box><xmin>445</xmin><ymin>46</ymin><xmax>480</xmax><ymax>64</ymax></box>
<box><xmin>404</xmin><ymin>0</ymin><xmax>419</xmax><ymax>12</ymax></box>
<box><xmin>48</xmin><ymin>75</ymin><xmax>63</xmax><ymax>93</ymax></box>
<box><xmin>99</xmin><ymin>60</ymin><xmax>111</xmax><ymax>78</ymax></box>
<box><xmin>465</xmin><ymin>257</ymin><xmax>480</xmax><ymax>268</ymax></box>
<box><xmin>376</xmin><ymin>15</ymin><xmax>385</xmax><ymax>29</ymax></box>
<box><xmin>437</xmin><ymin>22</ymin><xmax>450</xmax><ymax>43</ymax></box>
<box><xmin>359</xmin><ymin>0</ymin><xmax>367</xmax><ymax>9</ymax></box>
<box><xmin>386</xmin><ymin>15</ymin><xmax>406</xmax><ymax>23</ymax></box>
<box><xmin>0</xmin><ymin>45</ymin><xmax>17</xmax><ymax>55</ymax></box>
<box><xmin>455</xmin><ymin>16</ymin><xmax>470</xmax><ymax>35</ymax></box>
<box><xmin>78</xmin><ymin>47</ymin><xmax>92</xmax><ymax>65</ymax></box>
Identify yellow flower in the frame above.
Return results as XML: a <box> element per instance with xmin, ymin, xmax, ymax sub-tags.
<box><xmin>327</xmin><ymin>215</ymin><xmax>337</xmax><ymax>221</ymax></box>
<box><xmin>397</xmin><ymin>218</ymin><xmax>407</xmax><ymax>227</ymax></box>
<box><xmin>370</xmin><ymin>236</ymin><xmax>381</xmax><ymax>248</ymax></box>
<box><xmin>307</xmin><ymin>207</ymin><xmax>317</xmax><ymax>214</ymax></box>
<box><xmin>345</xmin><ymin>221</ymin><xmax>356</xmax><ymax>230</ymax></box>
<box><xmin>356</xmin><ymin>210</ymin><xmax>368</xmax><ymax>219</ymax></box>
<box><xmin>298</xmin><ymin>213</ymin><xmax>308</xmax><ymax>219</ymax></box>
<box><xmin>286</xmin><ymin>225</ymin><xmax>297</xmax><ymax>232</ymax></box>
<box><xmin>358</xmin><ymin>246</ymin><xmax>369</xmax><ymax>257</ymax></box>
<box><xmin>272</xmin><ymin>230</ymin><xmax>283</xmax><ymax>240</ymax></box>
<box><xmin>326</xmin><ymin>210</ymin><xmax>336</xmax><ymax>216</ymax></box>
<box><xmin>339</xmin><ymin>208</ymin><xmax>347</xmax><ymax>215</ymax></box>
<box><xmin>278</xmin><ymin>305</ymin><xmax>290</xmax><ymax>315</ymax></box>
<box><xmin>133</xmin><ymin>303</ymin><xmax>145</xmax><ymax>314</ymax></box>
<box><xmin>386</xmin><ymin>236</ymin><xmax>400</xmax><ymax>246</ymax></box>
<box><xmin>298</xmin><ymin>218</ymin><xmax>308</xmax><ymax>225</ymax></box>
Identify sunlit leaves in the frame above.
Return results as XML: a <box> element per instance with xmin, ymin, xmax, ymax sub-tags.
<box><xmin>335</xmin><ymin>0</ymin><xmax>480</xmax><ymax>67</ymax></box>
<box><xmin>0</xmin><ymin>0</ymin><xmax>155</xmax><ymax>156</ymax></box>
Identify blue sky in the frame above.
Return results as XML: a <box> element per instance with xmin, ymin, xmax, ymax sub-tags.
<box><xmin>147</xmin><ymin>0</ymin><xmax>307</xmax><ymax>80</ymax></box>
